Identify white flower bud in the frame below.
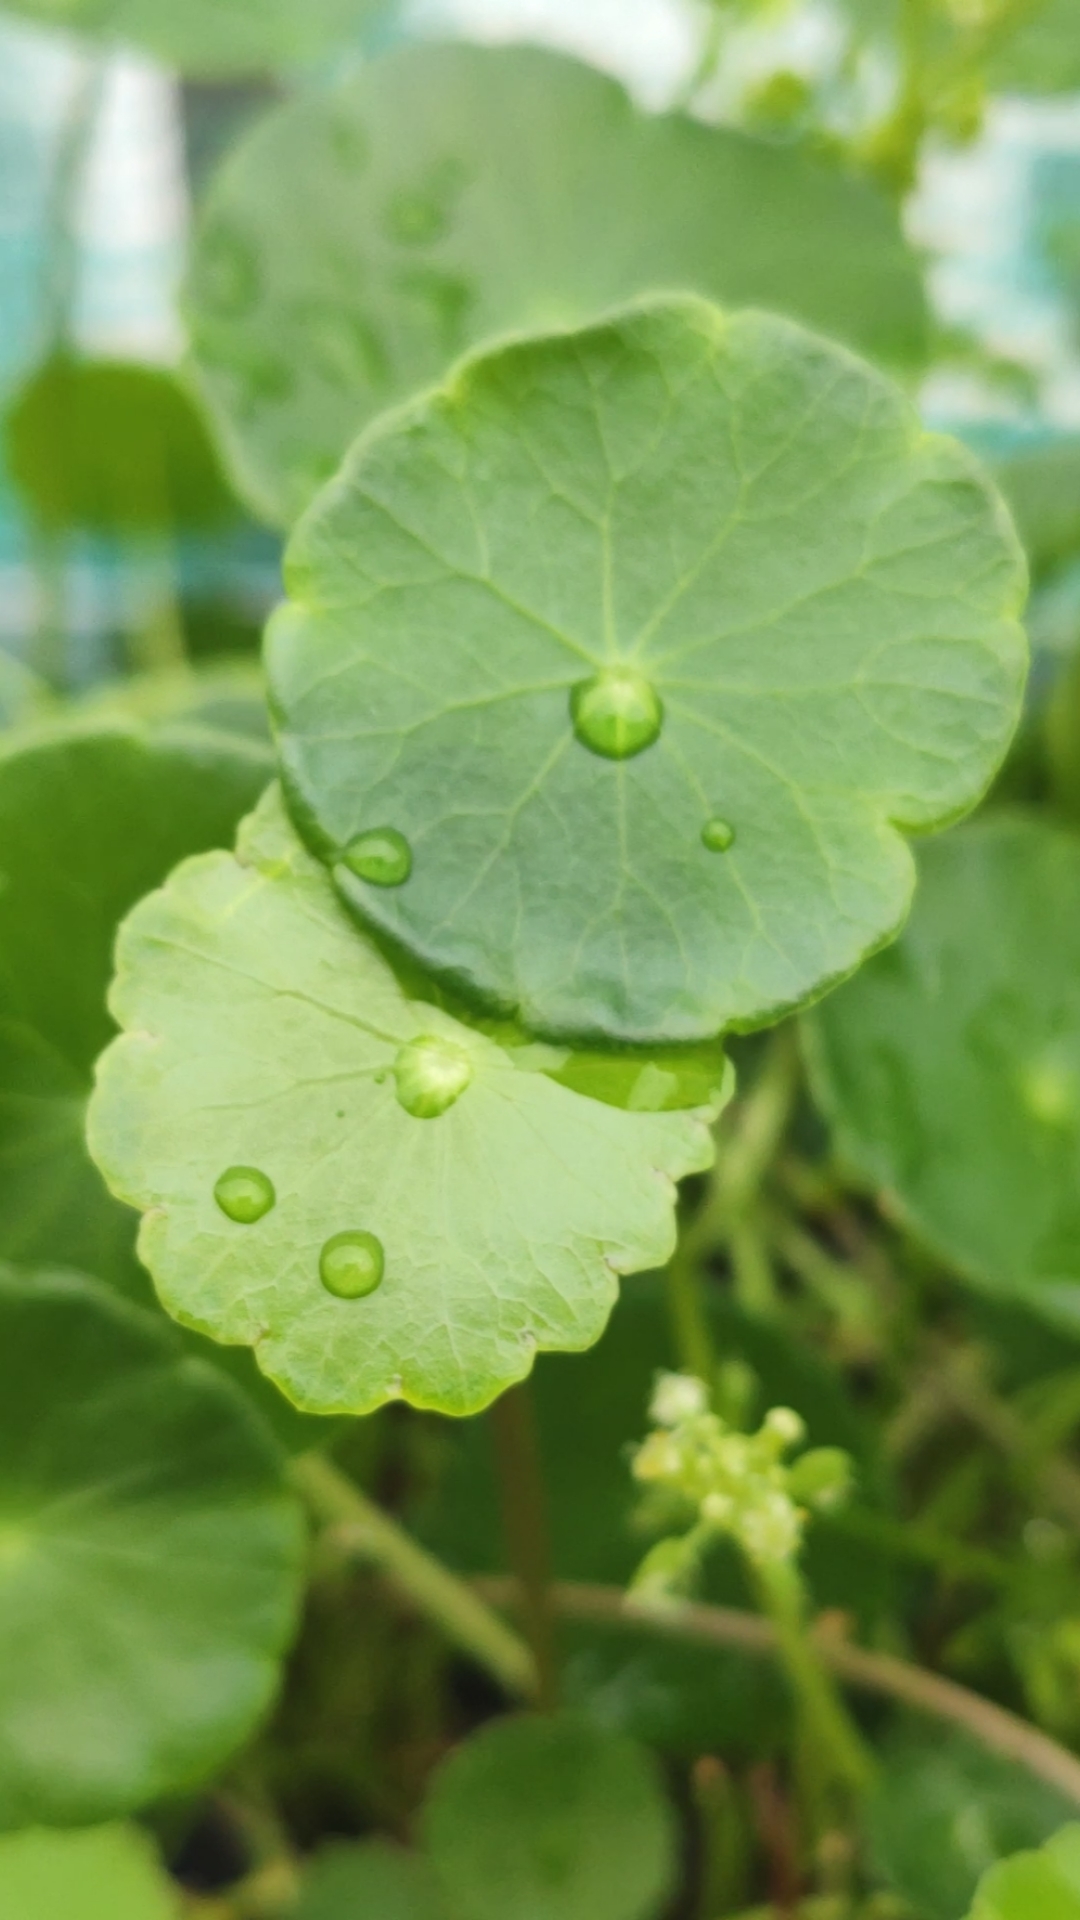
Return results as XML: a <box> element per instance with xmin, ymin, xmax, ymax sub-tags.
<box><xmin>650</xmin><ymin>1370</ymin><xmax>709</xmax><ymax>1428</ymax></box>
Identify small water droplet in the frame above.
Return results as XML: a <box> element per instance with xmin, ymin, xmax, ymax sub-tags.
<box><xmin>320</xmin><ymin>1230</ymin><xmax>385</xmax><ymax>1300</ymax></box>
<box><xmin>385</xmin><ymin>191</ymin><xmax>448</xmax><ymax>245</ymax></box>
<box><xmin>394</xmin><ymin>1035</ymin><xmax>473</xmax><ymax>1119</ymax></box>
<box><xmin>198</xmin><ymin>225</ymin><xmax>259</xmax><ymax>318</ymax></box>
<box><xmin>702</xmin><ymin>816</ymin><xmax>735</xmax><ymax>853</ymax></box>
<box><xmin>571</xmin><ymin>669</ymin><xmax>663</xmax><ymax>761</ymax></box>
<box><xmin>215</xmin><ymin>1165</ymin><xmax>275</xmax><ymax>1224</ymax></box>
<box><xmin>342</xmin><ymin>827</ymin><xmax>412</xmax><ymax>887</ymax></box>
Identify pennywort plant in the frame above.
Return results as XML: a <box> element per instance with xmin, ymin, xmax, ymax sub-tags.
<box><xmin>8</xmin><ymin>4</ymin><xmax>1080</xmax><ymax>1915</ymax></box>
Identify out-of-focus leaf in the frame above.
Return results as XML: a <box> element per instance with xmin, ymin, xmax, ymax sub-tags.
<box><xmin>867</xmin><ymin>1726</ymin><xmax>1076</xmax><ymax>1920</ymax></box>
<box><xmin>0</xmin><ymin>654</ymin><xmax>50</xmax><ymax>733</ymax></box>
<box><xmin>994</xmin><ymin>439</ymin><xmax>1080</xmax><ymax>581</ymax></box>
<box><xmin>968</xmin><ymin>1824</ymin><xmax>1080</xmax><ymax>1920</ymax></box>
<box><xmin>270</xmin><ymin>295</ymin><xmax>1025</xmax><ymax>1045</ymax></box>
<box><xmin>804</xmin><ymin>815</ymin><xmax>1080</xmax><ymax>1328</ymax></box>
<box><xmin>0</xmin><ymin>1824</ymin><xmax>179</xmax><ymax>1920</ymax></box>
<box><xmin>0</xmin><ymin>0</ymin><xmax>376</xmax><ymax>77</ymax></box>
<box><xmin>0</xmin><ymin>719</ymin><xmax>269</xmax><ymax>1292</ymax></box>
<box><xmin>75</xmin><ymin>660</ymin><xmax>270</xmax><ymax>749</ymax></box>
<box><xmin>290</xmin><ymin>1840</ymin><xmax>446</xmax><ymax>1920</ymax></box>
<box><xmin>422</xmin><ymin>1714</ymin><xmax>676</xmax><ymax>1920</ymax></box>
<box><xmin>991</xmin><ymin>0</ymin><xmax>1080</xmax><ymax>95</ymax></box>
<box><xmin>189</xmin><ymin>40</ymin><xmax>929</xmax><ymax>525</ymax></box>
<box><xmin>5</xmin><ymin>358</ymin><xmax>236</xmax><ymax>535</ymax></box>
<box><xmin>0</xmin><ymin>1269</ymin><xmax>303</xmax><ymax>1829</ymax></box>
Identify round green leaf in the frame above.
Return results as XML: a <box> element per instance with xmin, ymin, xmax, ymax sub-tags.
<box><xmin>804</xmin><ymin>814</ymin><xmax>1080</xmax><ymax>1325</ymax></box>
<box><xmin>5</xmin><ymin>359</ymin><xmax>236</xmax><ymax>535</ymax></box>
<box><xmin>188</xmin><ymin>40</ymin><xmax>929</xmax><ymax>526</ymax></box>
<box><xmin>0</xmin><ymin>719</ymin><xmax>270</xmax><ymax>1291</ymax></box>
<box><xmin>269</xmin><ymin>296</ymin><xmax>1026</xmax><ymax>1046</ymax></box>
<box><xmin>421</xmin><ymin>1713</ymin><xmax>677</xmax><ymax>1920</ymax></box>
<box><xmin>0</xmin><ymin>1824</ymin><xmax>179</xmax><ymax>1920</ymax></box>
<box><xmin>87</xmin><ymin>785</ymin><xmax>720</xmax><ymax>1416</ymax></box>
<box><xmin>291</xmin><ymin>1840</ymin><xmax>446</xmax><ymax>1920</ymax></box>
<box><xmin>0</xmin><ymin>1269</ymin><xmax>303</xmax><ymax>1829</ymax></box>
<box><xmin>1</xmin><ymin>0</ymin><xmax>375</xmax><ymax>78</ymax></box>
<box><xmin>970</xmin><ymin>1827</ymin><xmax>1080</xmax><ymax>1920</ymax></box>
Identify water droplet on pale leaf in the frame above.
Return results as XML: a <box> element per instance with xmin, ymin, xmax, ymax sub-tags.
<box><xmin>394</xmin><ymin>1035</ymin><xmax>473</xmax><ymax>1118</ymax></box>
<box><xmin>571</xmin><ymin>669</ymin><xmax>663</xmax><ymax>761</ymax></box>
<box><xmin>320</xmin><ymin>1230</ymin><xmax>385</xmax><ymax>1299</ymax></box>
<box><xmin>702</xmin><ymin>817</ymin><xmax>735</xmax><ymax>852</ymax></box>
<box><xmin>342</xmin><ymin>828</ymin><xmax>412</xmax><ymax>887</ymax></box>
<box><xmin>215</xmin><ymin>1165</ymin><xmax>275</xmax><ymax>1224</ymax></box>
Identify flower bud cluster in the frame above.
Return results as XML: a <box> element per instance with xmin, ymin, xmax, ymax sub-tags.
<box><xmin>629</xmin><ymin>1371</ymin><xmax>852</xmax><ymax>1603</ymax></box>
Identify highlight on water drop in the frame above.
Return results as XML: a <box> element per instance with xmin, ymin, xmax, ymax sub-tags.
<box><xmin>701</xmin><ymin>816</ymin><xmax>735</xmax><ymax>853</ymax></box>
<box><xmin>571</xmin><ymin>667</ymin><xmax>663</xmax><ymax>761</ymax></box>
<box><xmin>319</xmin><ymin>1230</ymin><xmax>386</xmax><ymax>1300</ymax></box>
<box><xmin>214</xmin><ymin>1165</ymin><xmax>275</xmax><ymax>1224</ymax></box>
<box><xmin>341</xmin><ymin>827</ymin><xmax>413</xmax><ymax>887</ymax></box>
<box><xmin>394</xmin><ymin>1034</ymin><xmax>473</xmax><ymax>1119</ymax></box>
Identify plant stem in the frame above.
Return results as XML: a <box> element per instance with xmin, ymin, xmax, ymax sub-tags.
<box><xmin>290</xmin><ymin>1451</ymin><xmax>537</xmax><ymax>1701</ymax></box>
<box><xmin>489</xmin><ymin>1382</ymin><xmax>560</xmax><ymax>1711</ymax></box>
<box><xmin>475</xmin><ymin>1578</ymin><xmax>1080</xmax><ymax>1808</ymax></box>
<box><xmin>751</xmin><ymin>1559</ymin><xmax>873</xmax><ymax>1805</ymax></box>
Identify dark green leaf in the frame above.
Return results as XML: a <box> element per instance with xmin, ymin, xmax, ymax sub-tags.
<box><xmin>188</xmin><ymin>41</ymin><xmax>929</xmax><ymax>525</ymax></box>
<box><xmin>5</xmin><ymin>358</ymin><xmax>236</xmax><ymax>535</ymax></box>
<box><xmin>0</xmin><ymin>719</ymin><xmax>270</xmax><ymax>1292</ymax></box>
<box><xmin>270</xmin><ymin>296</ymin><xmax>1026</xmax><ymax>1044</ymax></box>
<box><xmin>290</xmin><ymin>1840</ymin><xmax>446</xmax><ymax>1920</ymax></box>
<box><xmin>422</xmin><ymin>1714</ymin><xmax>676</xmax><ymax>1920</ymax></box>
<box><xmin>88</xmin><ymin>787</ymin><xmax>721</xmax><ymax>1416</ymax></box>
<box><xmin>0</xmin><ymin>1269</ymin><xmax>303</xmax><ymax>1829</ymax></box>
<box><xmin>804</xmin><ymin>814</ymin><xmax>1080</xmax><ymax>1326</ymax></box>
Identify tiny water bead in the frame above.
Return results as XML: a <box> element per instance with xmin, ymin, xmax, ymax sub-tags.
<box><xmin>701</xmin><ymin>817</ymin><xmax>736</xmax><ymax>853</ymax></box>
<box><xmin>394</xmin><ymin>1035</ymin><xmax>473</xmax><ymax>1119</ymax></box>
<box><xmin>214</xmin><ymin>1166</ymin><xmax>275</xmax><ymax>1224</ymax></box>
<box><xmin>571</xmin><ymin>669</ymin><xmax>663</xmax><ymax>761</ymax></box>
<box><xmin>342</xmin><ymin>827</ymin><xmax>413</xmax><ymax>886</ymax></box>
<box><xmin>319</xmin><ymin>1230</ymin><xmax>385</xmax><ymax>1300</ymax></box>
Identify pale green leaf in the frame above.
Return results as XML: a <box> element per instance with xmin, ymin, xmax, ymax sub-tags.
<box><xmin>421</xmin><ymin>1713</ymin><xmax>677</xmax><ymax>1920</ymax></box>
<box><xmin>0</xmin><ymin>719</ymin><xmax>270</xmax><ymax>1292</ymax></box>
<box><xmin>2</xmin><ymin>0</ymin><xmax>376</xmax><ymax>78</ymax></box>
<box><xmin>269</xmin><ymin>296</ymin><xmax>1026</xmax><ymax>1046</ymax></box>
<box><xmin>87</xmin><ymin>786</ymin><xmax>720</xmax><ymax>1416</ymax></box>
<box><xmin>0</xmin><ymin>1824</ymin><xmax>179</xmax><ymax>1920</ymax></box>
<box><xmin>970</xmin><ymin>1827</ymin><xmax>1080</xmax><ymax>1920</ymax></box>
<box><xmin>290</xmin><ymin>1840</ymin><xmax>446</xmax><ymax>1920</ymax></box>
<box><xmin>188</xmin><ymin>41</ymin><xmax>929</xmax><ymax>526</ymax></box>
<box><xmin>804</xmin><ymin>814</ymin><xmax>1080</xmax><ymax>1324</ymax></box>
<box><xmin>991</xmin><ymin>0</ymin><xmax>1080</xmax><ymax>94</ymax></box>
<box><xmin>0</xmin><ymin>1270</ymin><xmax>303</xmax><ymax>1829</ymax></box>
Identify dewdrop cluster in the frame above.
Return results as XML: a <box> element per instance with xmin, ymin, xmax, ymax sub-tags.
<box><xmin>629</xmin><ymin>1372</ymin><xmax>853</xmax><ymax>1602</ymax></box>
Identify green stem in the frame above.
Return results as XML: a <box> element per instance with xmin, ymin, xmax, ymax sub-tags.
<box><xmin>666</xmin><ymin>1230</ymin><xmax>720</xmax><ymax>1384</ymax></box>
<box><xmin>290</xmin><ymin>1451</ymin><xmax>537</xmax><ymax>1701</ymax></box>
<box><xmin>751</xmin><ymin>1559</ymin><xmax>873</xmax><ymax>1805</ymax></box>
<box><xmin>489</xmin><ymin>1383</ymin><xmax>561</xmax><ymax>1711</ymax></box>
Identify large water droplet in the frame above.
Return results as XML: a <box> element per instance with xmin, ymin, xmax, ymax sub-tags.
<box><xmin>342</xmin><ymin>827</ymin><xmax>412</xmax><ymax>887</ymax></box>
<box><xmin>702</xmin><ymin>816</ymin><xmax>735</xmax><ymax>852</ymax></box>
<box><xmin>320</xmin><ymin>1230</ymin><xmax>385</xmax><ymax>1299</ymax></box>
<box><xmin>571</xmin><ymin>669</ymin><xmax>663</xmax><ymax>761</ymax></box>
<box><xmin>385</xmin><ymin>191</ymin><xmax>448</xmax><ymax>246</ymax></box>
<box><xmin>394</xmin><ymin>1035</ymin><xmax>473</xmax><ymax>1119</ymax></box>
<box><xmin>1021</xmin><ymin>1058</ymin><xmax>1077</xmax><ymax>1129</ymax></box>
<box><xmin>215</xmin><ymin>1165</ymin><xmax>275</xmax><ymax>1224</ymax></box>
